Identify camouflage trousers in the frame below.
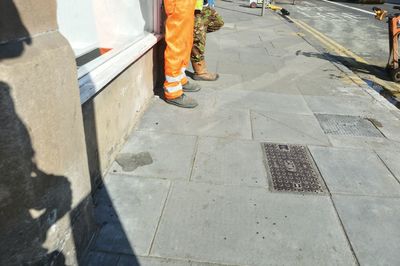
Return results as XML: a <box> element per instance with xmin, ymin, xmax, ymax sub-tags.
<box><xmin>191</xmin><ymin>6</ymin><xmax>224</xmax><ymax>63</ymax></box>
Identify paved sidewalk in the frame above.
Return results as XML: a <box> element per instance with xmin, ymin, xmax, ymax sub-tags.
<box><xmin>85</xmin><ymin>1</ymin><xmax>400</xmax><ymax>265</ymax></box>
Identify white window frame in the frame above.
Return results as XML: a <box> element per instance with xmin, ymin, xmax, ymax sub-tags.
<box><xmin>79</xmin><ymin>0</ymin><xmax>163</xmax><ymax>104</ymax></box>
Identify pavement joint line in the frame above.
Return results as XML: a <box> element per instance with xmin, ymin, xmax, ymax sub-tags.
<box><xmin>188</xmin><ymin>179</ymin><xmax>269</xmax><ymax>189</ymax></box>
<box><xmin>107</xmin><ymin>172</ymin><xmax>175</xmax><ymax>181</ymax></box>
<box><xmin>251</xmin><ymin>110</ymin><xmax>329</xmax><ymax>144</ymax></box>
<box><xmin>308</xmin><ymin>150</ymin><xmax>361</xmax><ymax>266</ymax></box>
<box><xmin>327</xmin><ymin>196</ymin><xmax>361</xmax><ymax>266</ymax></box>
<box><xmin>320</xmin><ymin>0</ymin><xmax>375</xmax><ymax>16</ymax></box>
<box><xmin>374</xmin><ymin>151</ymin><xmax>400</xmax><ymax>185</ymax></box>
<box><xmin>249</xmin><ymin>109</ymin><xmax>255</xmax><ymax>141</ymax></box>
<box><xmin>77</xmin><ymin>224</ymin><xmax>100</xmax><ymax>264</ymax></box>
<box><xmin>330</xmin><ymin>191</ymin><xmax>400</xmax><ymax>199</ymax></box>
<box><xmin>107</xmin><ymin>172</ymin><xmax>278</xmax><ymax>196</ymax></box>
<box><xmin>329</xmin><ymin>192</ymin><xmax>400</xmax><ymax>199</ymax></box>
<box><xmin>91</xmin><ymin>249</ymin><xmax>245</xmax><ymax>266</ymax></box>
<box><xmin>178</xmin><ymin>179</ymin><xmax>332</xmax><ymax>197</ymax></box>
<box><xmin>88</xmin><ymin>249</ymin><xmax>140</xmax><ymax>260</ymax></box>
<box><xmin>135</xmin><ymin>129</ymin><xmax>253</xmax><ymax>141</ymax></box>
<box><xmin>188</xmin><ymin>136</ymin><xmax>200</xmax><ymax>182</ymax></box>
<box><xmin>289</xmin><ymin>17</ymin><xmax>400</xmax><ymax>98</ymax></box>
<box><xmin>148</xmin><ymin>180</ymin><xmax>173</xmax><ymax>256</ymax></box>
<box><xmin>107</xmin><ymin>171</ymin><xmax>262</xmax><ymax>188</ymax></box>
<box><xmin>259</xmin><ymin>142</ymin><xmax>272</xmax><ymax>189</ymax></box>
<box><xmin>137</xmin><ymin>255</ymin><xmax>244</xmax><ymax>266</ymax></box>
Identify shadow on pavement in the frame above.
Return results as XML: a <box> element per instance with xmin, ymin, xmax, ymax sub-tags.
<box><xmin>298</xmin><ymin>50</ymin><xmax>400</xmax><ymax>107</ymax></box>
<box><xmin>297</xmin><ymin>50</ymin><xmax>391</xmax><ymax>81</ymax></box>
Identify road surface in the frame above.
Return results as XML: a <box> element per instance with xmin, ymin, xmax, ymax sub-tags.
<box><xmin>280</xmin><ymin>0</ymin><xmax>392</xmax><ymax>67</ymax></box>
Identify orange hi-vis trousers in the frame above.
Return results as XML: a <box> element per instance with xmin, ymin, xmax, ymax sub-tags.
<box><xmin>164</xmin><ymin>0</ymin><xmax>196</xmax><ymax>100</ymax></box>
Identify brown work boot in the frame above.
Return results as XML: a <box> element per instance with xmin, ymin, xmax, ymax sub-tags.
<box><xmin>165</xmin><ymin>93</ymin><xmax>198</xmax><ymax>108</ymax></box>
<box><xmin>182</xmin><ymin>81</ymin><xmax>201</xmax><ymax>92</ymax></box>
<box><xmin>192</xmin><ymin>60</ymin><xmax>219</xmax><ymax>81</ymax></box>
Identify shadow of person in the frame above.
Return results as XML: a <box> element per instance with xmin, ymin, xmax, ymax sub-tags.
<box><xmin>0</xmin><ymin>1</ymin><xmax>73</xmax><ymax>264</ymax></box>
<box><xmin>0</xmin><ymin>0</ymin><xmax>32</xmax><ymax>60</ymax></box>
<box><xmin>0</xmin><ymin>83</ymin><xmax>73</xmax><ymax>265</ymax></box>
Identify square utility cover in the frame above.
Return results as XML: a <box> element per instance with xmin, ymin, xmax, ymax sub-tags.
<box><xmin>263</xmin><ymin>143</ymin><xmax>326</xmax><ymax>194</ymax></box>
<box><xmin>316</xmin><ymin>114</ymin><xmax>383</xmax><ymax>137</ymax></box>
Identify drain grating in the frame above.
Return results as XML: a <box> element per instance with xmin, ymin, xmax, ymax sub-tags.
<box><xmin>316</xmin><ymin>114</ymin><xmax>383</xmax><ymax>137</ymax></box>
<box><xmin>263</xmin><ymin>143</ymin><xmax>326</xmax><ymax>194</ymax></box>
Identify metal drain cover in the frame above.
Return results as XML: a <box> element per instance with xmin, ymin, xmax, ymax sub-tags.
<box><xmin>316</xmin><ymin>114</ymin><xmax>382</xmax><ymax>137</ymax></box>
<box><xmin>263</xmin><ymin>143</ymin><xmax>326</xmax><ymax>194</ymax></box>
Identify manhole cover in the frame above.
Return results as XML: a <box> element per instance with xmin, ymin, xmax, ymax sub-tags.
<box><xmin>316</xmin><ymin>114</ymin><xmax>382</xmax><ymax>137</ymax></box>
<box><xmin>263</xmin><ymin>143</ymin><xmax>326</xmax><ymax>194</ymax></box>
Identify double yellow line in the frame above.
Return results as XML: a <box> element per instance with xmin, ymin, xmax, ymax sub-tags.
<box><xmin>290</xmin><ymin>17</ymin><xmax>400</xmax><ymax>98</ymax></box>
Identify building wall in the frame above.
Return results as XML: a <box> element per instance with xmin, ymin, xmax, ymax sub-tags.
<box><xmin>82</xmin><ymin>45</ymin><xmax>163</xmax><ymax>190</ymax></box>
<box><xmin>0</xmin><ymin>0</ymin><xmax>162</xmax><ymax>264</ymax></box>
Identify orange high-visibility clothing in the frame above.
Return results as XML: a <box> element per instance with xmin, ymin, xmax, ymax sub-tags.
<box><xmin>163</xmin><ymin>0</ymin><xmax>196</xmax><ymax>100</ymax></box>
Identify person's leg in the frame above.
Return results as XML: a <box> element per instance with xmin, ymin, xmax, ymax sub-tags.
<box><xmin>190</xmin><ymin>13</ymin><xmax>207</xmax><ymax>68</ymax></box>
<box><xmin>190</xmin><ymin>7</ymin><xmax>220</xmax><ymax>81</ymax></box>
<box><xmin>179</xmin><ymin>2</ymin><xmax>201</xmax><ymax>92</ymax></box>
<box><xmin>164</xmin><ymin>0</ymin><xmax>198</xmax><ymax>107</ymax></box>
<box><xmin>205</xmin><ymin>7</ymin><xmax>224</xmax><ymax>33</ymax></box>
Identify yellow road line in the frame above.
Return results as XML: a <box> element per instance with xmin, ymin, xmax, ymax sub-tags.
<box><xmin>295</xmin><ymin>19</ymin><xmax>368</xmax><ymax>64</ymax></box>
<box><xmin>289</xmin><ymin>17</ymin><xmax>400</xmax><ymax>97</ymax></box>
<box><xmin>293</xmin><ymin>19</ymin><xmax>367</xmax><ymax>86</ymax></box>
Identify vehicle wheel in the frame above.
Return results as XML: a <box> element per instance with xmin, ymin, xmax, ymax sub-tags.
<box><xmin>250</xmin><ymin>2</ymin><xmax>257</xmax><ymax>8</ymax></box>
<box><xmin>391</xmin><ymin>68</ymin><xmax>400</xmax><ymax>83</ymax></box>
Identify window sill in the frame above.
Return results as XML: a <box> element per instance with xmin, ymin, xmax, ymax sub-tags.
<box><xmin>79</xmin><ymin>33</ymin><xmax>162</xmax><ymax>104</ymax></box>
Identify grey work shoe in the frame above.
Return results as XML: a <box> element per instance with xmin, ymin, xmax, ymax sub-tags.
<box><xmin>165</xmin><ymin>94</ymin><xmax>198</xmax><ymax>108</ymax></box>
<box><xmin>182</xmin><ymin>81</ymin><xmax>201</xmax><ymax>92</ymax></box>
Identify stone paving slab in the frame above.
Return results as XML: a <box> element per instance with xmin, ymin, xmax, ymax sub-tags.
<box><xmin>193</xmin><ymin>74</ymin><xmax>244</xmax><ymax>91</ymax></box>
<box><xmin>208</xmin><ymin>49</ymin><xmax>241</xmax><ymax>65</ymax></box>
<box><xmin>109</xmin><ymin>131</ymin><xmax>197</xmax><ymax>180</ymax></box>
<box><xmin>251</xmin><ymin>110</ymin><xmax>330</xmax><ymax>145</ymax></box>
<box><xmin>92</xmin><ymin>174</ymin><xmax>170</xmax><ymax>256</ymax></box>
<box><xmin>85</xmin><ymin>2</ymin><xmax>400</xmax><ymax>265</ymax></box>
<box><xmin>138</xmin><ymin>99</ymin><xmax>252</xmax><ymax>140</ymax></box>
<box><xmin>303</xmin><ymin>95</ymin><xmax>395</xmax><ymax>120</ymax></box>
<box><xmin>326</xmin><ymin>134</ymin><xmax>400</xmax><ymax>151</ymax></box>
<box><xmin>218</xmin><ymin>61</ymin><xmax>277</xmax><ymax>77</ymax></box>
<box><xmin>215</xmin><ymin>90</ymin><xmax>312</xmax><ymax>115</ymax></box>
<box><xmin>191</xmin><ymin>137</ymin><xmax>268</xmax><ymax>187</ymax></box>
<box><xmin>237</xmin><ymin>72</ymin><xmax>302</xmax><ymax>95</ymax></box>
<box><xmin>375</xmin><ymin>118</ymin><xmax>400</xmax><ymax>142</ymax></box>
<box><xmin>297</xmin><ymin>80</ymin><xmax>371</xmax><ymax>97</ymax></box>
<box><xmin>333</xmin><ymin>195</ymin><xmax>400</xmax><ymax>266</ymax></box>
<box><xmin>375</xmin><ymin>149</ymin><xmax>400</xmax><ymax>183</ymax></box>
<box><xmin>309</xmin><ymin>146</ymin><xmax>400</xmax><ymax>197</ymax></box>
<box><xmin>151</xmin><ymin>182</ymin><xmax>356</xmax><ymax>266</ymax></box>
<box><xmin>275</xmin><ymin>56</ymin><xmax>331</xmax><ymax>77</ymax></box>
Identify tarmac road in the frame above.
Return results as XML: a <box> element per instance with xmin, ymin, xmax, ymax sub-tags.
<box><xmin>279</xmin><ymin>0</ymin><xmax>393</xmax><ymax>67</ymax></box>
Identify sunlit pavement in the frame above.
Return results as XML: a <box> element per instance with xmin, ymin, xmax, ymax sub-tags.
<box><xmin>84</xmin><ymin>1</ymin><xmax>400</xmax><ymax>265</ymax></box>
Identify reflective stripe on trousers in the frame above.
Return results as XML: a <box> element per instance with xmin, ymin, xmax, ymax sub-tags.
<box><xmin>163</xmin><ymin>0</ymin><xmax>196</xmax><ymax>100</ymax></box>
